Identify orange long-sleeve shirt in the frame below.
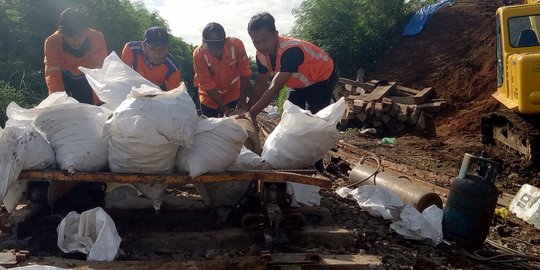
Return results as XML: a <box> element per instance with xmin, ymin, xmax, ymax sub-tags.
<box><xmin>121</xmin><ymin>41</ymin><xmax>181</xmax><ymax>91</ymax></box>
<box><xmin>193</xmin><ymin>37</ymin><xmax>252</xmax><ymax>109</ymax></box>
<box><xmin>44</xmin><ymin>29</ymin><xmax>107</xmax><ymax>94</ymax></box>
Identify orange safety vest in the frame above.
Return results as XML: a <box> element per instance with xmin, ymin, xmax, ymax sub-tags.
<box><xmin>44</xmin><ymin>29</ymin><xmax>107</xmax><ymax>93</ymax></box>
<box><xmin>193</xmin><ymin>37</ymin><xmax>252</xmax><ymax>109</ymax></box>
<box><xmin>256</xmin><ymin>36</ymin><xmax>334</xmax><ymax>89</ymax></box>
<box><xmin>121</xmin><ymin>41</ymin><xmax>182</xmax><ymax>91</ymax></box>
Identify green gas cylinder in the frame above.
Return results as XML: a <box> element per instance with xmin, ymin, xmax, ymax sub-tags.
<box><xmin>442</xmin><ymin>153</ymin><xmax>500</xmax><ymax>250</ymax></box>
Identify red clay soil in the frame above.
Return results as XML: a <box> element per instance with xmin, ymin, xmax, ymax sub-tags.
<box><xmin>369</xmin><ymin>0</ymin><xmax>502</xmax><ymax>138</ymax></box>
<box><xmin>343</xmin><ymin>0</ymin><xmax>540</xmax><ymax>192</ymax></box>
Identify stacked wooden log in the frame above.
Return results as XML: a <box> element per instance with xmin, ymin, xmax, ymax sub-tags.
<box><xmin>339</xmin><ymin>78</ymin><xmax>445</xmax><ymax>134</ymax></box>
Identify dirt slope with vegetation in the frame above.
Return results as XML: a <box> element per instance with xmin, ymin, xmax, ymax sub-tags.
<box><xmin>345</xmin><ymin>0</ymin><xmax>540</xmax><ymax>191</ymax></box>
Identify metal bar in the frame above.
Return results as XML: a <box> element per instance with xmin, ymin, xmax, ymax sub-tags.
<box><xmin>18</xmin><ymin>170</ymin><xmax>332</xmax><ymax>188</ymax></box>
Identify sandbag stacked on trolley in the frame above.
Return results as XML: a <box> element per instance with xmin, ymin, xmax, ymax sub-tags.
<box><xmin>32</xmin><ymin>93</ymin><xmax>109</xmax><ymax>173</ymax></box>
<box><xmin>80</xmin><ymin>52</ymin><xmax>154</xmax><ymax>111</ymax></box>
<box><xmin>262</xmin><ymin>98</ymin><xmax>346</xmax><ymax>207</ymax></box>
<box><xmin>104</xmin><ymin>83</ymin><xmax>197</xmax><ymax>174</ymax></box>
<box><xmin>176</xmin><ymin>117</ymin><xmax>247</xmax><ymax>177</ymax></box>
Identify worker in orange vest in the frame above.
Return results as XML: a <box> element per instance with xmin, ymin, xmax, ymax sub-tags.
<box><xmin>241</xmin><ymin>12</ymin><xmax>336</xmax><ymax>172</ymax></box>
<box><xmin>44</xmin><ymin>8</ymin><xmax>107</xmax><ymax>104</ymax></box>
<box><xmin>121</xmin><ymin>26</ymin><xmax>181</xmax><ymax>91</ymax></box>
<box><xmin>193</xmin><ymin>22</ymin><xmax>252</xmax><ymax>117</ymax></box>
<box><xmin>242</xmin><ymin>12</ymin><xmax>336</xmax><ymax>118</ymax></box>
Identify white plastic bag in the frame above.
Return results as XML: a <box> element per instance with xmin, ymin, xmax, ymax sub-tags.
<box><xmin>390</xmin><ymin>204</ymin><xmax>443</xmax><ymax>246</ymax></box>
<box><xmin>33</xmin><ymin>103</ymin><xmax>109</xmax><ymax>172</ymax></box>
<box><xmin>262</xmin><ymin>98</ymin><xmax>345</xmax><ymax>169</ymax></box>
<box><xmin>57</xmin><ymin>207</ymin><xmax>121</xmax><ymax>261</ymax></box>
<box><xmin>338</xmin><ymin>186</ymin><xmax>443</xmax><ymax>246</ymax></box>
<box><xmin>80</xmin><ymin>52</ymin><xmax>155</xmax><ymax>111</ymax></box>
<box><xmin>176</xmin><ymin>117</ymin><xmax>247</xmax><ymax>177</ymax></box>
<box><xmin>349</xmin><ymin>185</ymin><xmax>405</xmax><ymax>220</ymax></box>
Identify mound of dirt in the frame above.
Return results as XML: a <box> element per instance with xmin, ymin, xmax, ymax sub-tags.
<box><xmin>369</xmin><ymin>0</ymin><xmax>502</xmax><ymax>138</ymax></box>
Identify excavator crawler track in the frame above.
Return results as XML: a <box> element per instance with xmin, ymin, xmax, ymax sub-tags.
<box><xmin>481</xmin><ymin>109</ymin><xmax>540</xmax><ymax>162</ymax></box>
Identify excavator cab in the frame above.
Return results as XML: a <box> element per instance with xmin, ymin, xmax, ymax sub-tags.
<box><xmin>494</xmin><ymin>3</ymin><xmax>540</xmax><ymax>113</ymax></box>
<box><xmin>482</xmin><ymin>2</ymin><xmax>540</xmax><ymax>160</ymax></box>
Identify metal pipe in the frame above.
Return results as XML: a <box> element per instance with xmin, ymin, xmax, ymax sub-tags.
<box><xmin>349</xmin><ymin>162</ymin><xmax>443</xmax><ymax>212</ymax></box>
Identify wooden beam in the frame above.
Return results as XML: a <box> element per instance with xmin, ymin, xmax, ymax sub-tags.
<box><xmin>396</xmin><ymin>85</ymin><xmax>420</xmax><ymax>95</ymax></box>
<box><xmin>365</xmin><ymin>82</ymin><xmax>396</xmax><ymax>101</ymax></box>
<box><xmin>18</xmin><ymin>170</ymin><xmax>332</xmax><ymax>188</ymax></box>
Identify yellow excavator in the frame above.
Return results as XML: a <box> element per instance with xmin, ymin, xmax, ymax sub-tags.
<box><xmin>481</xmin><ymin>0</ymin><xmax>540</xmax><ymax>161</ymax></box>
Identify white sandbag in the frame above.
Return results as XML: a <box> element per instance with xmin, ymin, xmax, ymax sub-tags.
<box><xmin>57</xmin><ymin>207</ymin><xmax>121</xmax><ymax>261</ymax></box>
<box><xmin>176</xmin><ymin>117</ymin><xmax>248</xmax><ymax>177</ymax></box>
<box><xmin>134</xmin><ymin>183</ymin><xmax>168</xmax><ymax>211</ymax></box>
<box><xmin>5</xmin><ymin>94</ymin><xmax>79</xmax><ymax>170</ymax></box>
<box><xmin>103</xmin><ymin>83</ymin><xmax>196</xmax><ymax>173</ymax></box>
<box><xmin>288</xmin><ymin>182</ymin><xmax>321</xmax><ymax>207</ymax></box>
<box><xmin>262</xmin><ymin>98</ymin><xmax>345</xmax><ymax>169</ymax></box>
<box><xmin>33</xmin><ymin>103</ymin><xmax>109</xmax><ymax>172</ymax></box>
<box><xmin>105</xmin><ymin>185</ymin><xmax>154</xmax><ymax>210</ymax></box>
<box><xmin>106</xmin><ymin>116</ymin><xmax>178</xmax><ymax>173</ymax></box>
<box><xmin>21</xmin><ymin>130</ymin><xmax>56</xmax><ymax>170</ymax></box>
<box><xmin>5</xmin><ymin>108</ymin><xmax>56</xmax><ymax>170</ymax></box>
<box><xmin>6</xmin><ymin>92</ymin><xmax>78</xmax><ymax>124</ymax></box>
<box><xmin>3</xmin><ymin>180</ymin><xmax>28</xmax><ymax>213</ymax></box>
<box><xmin>262</xmin><ymin>98</ymin><xmax>345</xmax><ymax>207</ymax></box>
<box><xmin>79</xmin><ymin>52</ymin><xmax>155</xmax><ymax>111</ymax></box>
<box><xmin>106</xmin><ymin>83</ymin><xmax>197</xmax><ymax>146</ymax></box>
<box><xmin>228</xmin><ymin>146</ymin><xmax>272</xmax><ymax>171</ymax></box>
<box><xmin>0</xmin><ymin>127</ymin><xmax>29</xmax><ymax>203</ymax></box>
<box><xmin>193</xmin><ymin>147</ymin><xmax>266</xmax><ymax>211</ymax></box>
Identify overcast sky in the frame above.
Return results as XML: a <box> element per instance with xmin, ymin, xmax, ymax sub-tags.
<box><xmin>138</xmin><ymin>0</ymin><xmax>303</xmax><ymax>57</ymax></box>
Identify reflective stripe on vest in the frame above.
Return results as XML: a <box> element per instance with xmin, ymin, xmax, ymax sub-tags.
<box><xmin>258</xmin><ymin>37</ymin><xmax>331</xmax><ymax>88</ymax></box>
<box><xmin>203</xmin><ymin>43</ymin><xmax>240</xmax><ymax>87</ymax></box>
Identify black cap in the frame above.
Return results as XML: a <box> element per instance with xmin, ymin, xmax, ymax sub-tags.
<box><xmin>144</xmin><ymin>26</ymin><xmax>169</xmax><ymax>47</ymax></box>
<box><xmin>202</xmin><ymin>22</ymin><xmax>226</xmax><ymax>49</ymax></box>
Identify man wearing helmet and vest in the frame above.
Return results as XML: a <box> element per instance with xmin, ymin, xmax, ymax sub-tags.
<box><xmin>193</xmin><ymin>22</ymin><xmax>252</xmax><ymax>117</ymax></box>
<box><xmin>44</xmin><ymin>8</ymin><xmax>107</xmax><ymax>104</ymax></box>
<box><xmin>121</xmin><ymin>26</ymin><xmax>181</xmax><ymax>91</ymax></box>
<box><xmin>242</xmin><ymin>12</ymin><xmax>336</xmax><ymax>172</ymax></box>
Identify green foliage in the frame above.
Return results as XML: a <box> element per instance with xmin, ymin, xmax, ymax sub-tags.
<box><xmin>0</xmin><ymin>0</ymin><xmax>195</xmax><ymax>127</ymax></box>
<box><xmin>277</xmin><ymin>87</ymin><xmax>288</xmax><ymax>114</ymax></box>
<box><xmin>291</xmin><ymin>0</ymin><xmax>421</xmax><ymax>77</ymax></box>
<box><xmin>0</xmin><ymin>80</ymin><xmax>34</xmax><ymax>127</ymax></box>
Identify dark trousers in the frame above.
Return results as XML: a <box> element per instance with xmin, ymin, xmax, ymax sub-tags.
<box><xmin>288</xmin><ymin>71</ymin><xmax>337</xmax><ymax>114</ymax></box>
<box><xmin>288</xmin><ymin>72</ymin><xmax>337</xmax><ymax>173</ymax></box>
<box><xmin>201</xmin><ymin>100</ymin><xmax>239</xmax><ymax>118</ymax></box>
<box><xmin>63</xmin><ymin>70</ymin><xmax>94</xmax><ymax>105</ymax></box>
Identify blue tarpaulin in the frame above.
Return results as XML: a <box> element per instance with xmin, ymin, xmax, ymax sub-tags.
<box><xmin>402</xmin><ymin>0</ymin><xmax>456</xmax><ymax>36</ymax></box>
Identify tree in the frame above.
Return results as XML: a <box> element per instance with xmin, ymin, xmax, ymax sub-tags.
<box><xmin>291</xmin><ymin>0</ymin><xmax>425</xmax><ymax>77</ymax></box>
<box><xmin>0</xmin><ymin>0</ymin><xmax>195</xmax><ymax>127</ymax></box>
